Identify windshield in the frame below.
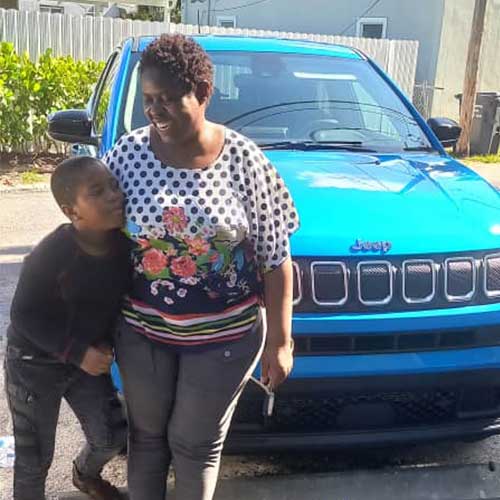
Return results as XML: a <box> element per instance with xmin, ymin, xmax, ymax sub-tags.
<box><xmin>120</xmin><ymin>51</ymin><xmax>432</xmax><ymax>153</ymax></box>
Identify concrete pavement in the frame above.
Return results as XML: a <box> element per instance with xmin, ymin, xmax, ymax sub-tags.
<box><xmin>57</xmin><ymin>463</ymin><xmax>500</xmax><ymax>500</ymax></box>
<box><xmin>4</xmin><ymin>172</ymin><xmax>500</xmax><ymax>499</ymax></box>
<box><xmin>0</xmin><ymin>191</ymin><xmax>65</xmax><ymax>347</ymax></box>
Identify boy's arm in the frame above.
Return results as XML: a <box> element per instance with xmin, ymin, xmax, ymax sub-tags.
<box><xmin>10</xmin><ymin>245</ymin><xmax>89</xmax><ymax>365</ymax></box>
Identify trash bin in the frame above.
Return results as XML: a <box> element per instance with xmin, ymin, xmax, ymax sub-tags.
<box><xmin>455</xmin><ymin>92</ymin><xmax>500</xmax><ymax>155</ymax></box>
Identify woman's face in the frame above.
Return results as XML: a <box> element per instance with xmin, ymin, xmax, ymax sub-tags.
<box><xmin>141</xmin><ymin>67</ymin><xmax>209</xmax><ymax>142</ymax></box>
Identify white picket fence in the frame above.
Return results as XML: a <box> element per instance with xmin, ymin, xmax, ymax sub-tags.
<box><xmin>0</xmin><ymin>8</ymin><xmax>419</xmax><ymax>97</ymax></box>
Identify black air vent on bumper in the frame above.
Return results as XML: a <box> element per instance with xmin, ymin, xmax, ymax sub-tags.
<box><xmin>233</xmin><ymin>386</ymin><xmax>500</xmax><ymax>433</ymax></box>
<box><xmin>293</xmin><ymin>327</ymin><xmax>500</xmax><ymax>356</ymax></box>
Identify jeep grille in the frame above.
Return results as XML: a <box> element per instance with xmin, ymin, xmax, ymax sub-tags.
<box><xmin>293</xmin><ymin>251</ymin><xmax>500</xmax><ymax>313</ymax></box>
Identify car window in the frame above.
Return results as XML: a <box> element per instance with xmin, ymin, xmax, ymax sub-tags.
<box><xmin>213</xmin><ymin>61</ymin><xmax>251</xmax><ymax>100</ymax></box>
<box><xmin>120</xmin><ymin>51</ymin><xmax>432</xmax><ymax>153</ymax></box>
<box><xmin>92</xmin><ymin>51</ymin><xmax>120</xmax><ymax>139</ymax></box>
<box><xmin>351</xmin><ymin>80</ymin><xmax>400</xmax><ymax>138</ymax></box>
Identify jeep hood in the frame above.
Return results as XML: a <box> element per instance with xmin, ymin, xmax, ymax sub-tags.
<box><xmin>265</xmin><ymin>151</ymin><xmax>500</xmax><ymax>256</ymax></box>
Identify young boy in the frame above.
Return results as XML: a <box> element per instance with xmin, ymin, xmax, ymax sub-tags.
<box><xmin>4</xmin><ymin>156</ymin><xmax>131</xmax><ymax>500</ymax></box>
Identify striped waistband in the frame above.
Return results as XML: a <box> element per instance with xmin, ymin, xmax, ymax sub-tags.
<box><xmin>122</xmin><ymin>295</ymin><xmax>260</xmax><ymax>346</ymax></box>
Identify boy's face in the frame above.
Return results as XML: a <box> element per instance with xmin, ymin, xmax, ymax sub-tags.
<box><xmin>67</xmin><ymin>165</ymin><xmax>125</xmax><ymax>231</ymax></box>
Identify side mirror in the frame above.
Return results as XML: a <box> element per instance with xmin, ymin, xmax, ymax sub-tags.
<box><xmin>427</xmin><ymin>117</ymin><xmax>462</xmax><ymax>148</ymax></box>
<box><xmin>48</xmin><ymin>109</ymin><xmax>97</xmax><ymax>146</ymax></box>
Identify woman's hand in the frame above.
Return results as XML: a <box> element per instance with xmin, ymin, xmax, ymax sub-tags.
<box><xmin>262</xmin><ymin>258</ymin><xmax>294</xmax><ymax>389</ymax></box>
<box><xmin>260</xmin><ymin>341</ymin><xmax>294</xmax><ymax>389</ymax></box>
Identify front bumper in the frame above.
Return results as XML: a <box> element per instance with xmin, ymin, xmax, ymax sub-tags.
<box><xmin>226</xmin><ymin>417</ymin><xmax>500</xmax><ymax>453</ymax></box>
<box><xmin>226</xmin><ymin>368</ymin><xmax>500</xmax><ymax>453</ymax></box>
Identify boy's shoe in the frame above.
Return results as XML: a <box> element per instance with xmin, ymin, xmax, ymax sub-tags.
<box><xmin>72</xmin><ymin>464</ymin><xmax>122</xmax><ymax>500</ymax></box>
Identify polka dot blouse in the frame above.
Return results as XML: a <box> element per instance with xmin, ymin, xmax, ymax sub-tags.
<box><xmin>104</xmin><ymin>126</ymin><xmax>299</xmax><ymax>348</ymax></box>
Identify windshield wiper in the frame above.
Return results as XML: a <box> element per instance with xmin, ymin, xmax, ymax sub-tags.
<box><xmin>403</xmin><ymin>146</ymin><xmax>436</xmax><ymax>152</ymax></box>
<box><xmin>260</xmin><ymin>140</ymin><xmax>376</xmax><ymax>152</ymax></box>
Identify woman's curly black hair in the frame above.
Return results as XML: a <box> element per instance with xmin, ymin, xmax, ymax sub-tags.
<box><xmin>140</xmin><ymin>34</ymin><xmax>214</xmax><ymax>95</ymax></box>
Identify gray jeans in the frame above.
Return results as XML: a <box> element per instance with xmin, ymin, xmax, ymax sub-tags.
<box><xmin>114</xmin><ymin>313</ymin><xmax>266</xmax><ymax>500</ymax></box>
<box><xmin>4</xmin><ymin>343</ymin><xmax>127</xmax><ymax>500</ymax></box>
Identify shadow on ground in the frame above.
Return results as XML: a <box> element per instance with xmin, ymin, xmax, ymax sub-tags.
<box><xmin>0</xmin><ymin>245</ymin><xmax>33</xmax><ymax>256</ymax></box>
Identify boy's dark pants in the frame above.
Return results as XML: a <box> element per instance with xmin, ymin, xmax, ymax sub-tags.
<box><xmin>4</xmin><ymin>343</ymin><xmax>127</xmax><ymax>500</ymax></box>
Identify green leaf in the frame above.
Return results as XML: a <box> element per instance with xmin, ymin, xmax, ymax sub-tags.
<box><xmin>144</xmin><ymin>268</ymin><xmax>171</xmax><ymax>280</ymax></box>
<box><xmin>0</xmin><ymin>42</ymin><xmax>104</xmax><ymax>152</ymax></box>
<box><xmin>196</xmin><ymin>254</ymin><xmax>210</xmax><ymax>266</ymax></box>
<box><xmin>214</xmin><ymin>242</ymin><xmax>227</xmax><ymax>254</ymax></box>
<box><xmin>149</xmin><ymin>239</ymin><xmax>175</xmax><ymax>252</ymax></box>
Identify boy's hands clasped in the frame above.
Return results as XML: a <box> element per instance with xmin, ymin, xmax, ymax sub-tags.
<box><xmin>80</xmin><ymin>344</ymin><xmax>114</xmax><ymax>376</ymax></box>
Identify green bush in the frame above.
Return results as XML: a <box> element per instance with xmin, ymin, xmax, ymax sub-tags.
<box><xmin>0</xmin><ymin>43</ymin><xmax>33</xmax><ymax>151</ymax></box>
<box><xmin>467</xmin><ymin>154</ymin><xmax>500</xmax><ymax>164</ymax></box>
<box><xmin>21</xmin><ymin>169</ymin><xmax>44</xmax><ymax>184</ymax></box>
<box><xmin>0</xmin><ymin>42</ymin><xmax>105</xmax><ymax>153</ymax></box>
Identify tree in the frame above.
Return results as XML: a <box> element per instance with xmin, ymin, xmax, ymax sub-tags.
<box><xmin>0</xmin><ymin>0</ymin><xmax>19</xmax><ymax>9</ymax></box>
<box><xmin>120</xmin><ymin>1</ymin><xmax>181</xmax><ymax>23</ymax></box>
<box><xmin>170</xmin><ymin>0</ymin><xmax>181</xmax><ymax>23</ymax></box>
<box><xmin>121</xmin><ymin>5</ymin><xmax>165</xmax><ymax>21</ymax></box>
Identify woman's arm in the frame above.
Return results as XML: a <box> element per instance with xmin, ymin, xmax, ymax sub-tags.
<box><xmin>261</xmin><ymin>257</ymin><xmax>294</xmax><ymax>388</ymax></box>
<box><xmin>241</xmin><ymin>141</ymin><xmax>300</xmax><ymax>387</ymax></box>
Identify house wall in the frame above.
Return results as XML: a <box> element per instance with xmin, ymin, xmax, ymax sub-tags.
<box><xmin>432</xmin><ymin>0</ymin><xmax>500</xmax><ymax>120</ymax></box>
<box><xmin>19</xmin><ymin>0</ymin><xmax>87</xmax><ymax>15</ymax></box>
<box><xmin>183</xmin><ymin>0</ymin><xmax>444</xmax><ymax>84</ymax></box>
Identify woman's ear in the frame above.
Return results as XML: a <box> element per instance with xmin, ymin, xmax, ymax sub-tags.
<box><xmin>195</xmin><ymin>80</ymin><xmax>212</xmax><ymax>105</ymax></box>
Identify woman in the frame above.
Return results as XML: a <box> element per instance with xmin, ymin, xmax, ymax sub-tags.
<box><xmin>105</xmin><ymin>33</ymin><xmax>299</xmax><ymax>500</ymax></box>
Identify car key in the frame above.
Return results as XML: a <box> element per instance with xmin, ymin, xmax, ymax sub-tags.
<box><xmin>249</xmin><ymin>376</ymin><xmax>275</xmax><ymax>418</ymax></box>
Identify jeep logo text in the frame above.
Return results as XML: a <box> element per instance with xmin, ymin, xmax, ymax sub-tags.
<box><xmin>350</xmin><ymin>239</ymin><xmax>392</xmax><ymax>254</ymax></box>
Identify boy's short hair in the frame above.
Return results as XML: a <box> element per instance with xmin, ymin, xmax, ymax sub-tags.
<box><xmin>51</xmin><ymin>156</ymin><xmax>103</xmax><ymax>207</ymax></box>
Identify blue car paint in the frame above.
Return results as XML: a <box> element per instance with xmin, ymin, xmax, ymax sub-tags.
<box><xmin>285</xmin><ymin>346</ymin><xmax>500</xmax><ymax>379</ymax></box>
<box><xmin>137</xmin><ymin>35</ymin><xmax>363</xmax><ymax>59</ymax></box>
<box><xmin>111</xmin><ymin>362</ymin><xmax>123</xmax><ymax>393</ymax></box>
<box><xmin>88</xmin><ymin>35</ymin><xmax>500</xmax><ymax>444</ymax></box>
<box><xmin>110</xmin><ymin>39</ymin><xmax>133</xmax><ymax>148</ymax></box>
<box><xmin>98</xmin><ymin>38</ymin><xmax>134</xmax><ymax>155</ymax></box>
<box><xmin>293</xmin><ymin>302</ymin><xmax>500</xmax><ymax>335</ymax></box>
<box><xmin>269</xmin><ymin>151</ymin><xmax>500</xmax><ymax>256</ymax></box>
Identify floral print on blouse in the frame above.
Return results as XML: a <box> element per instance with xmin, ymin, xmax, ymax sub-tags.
<box><xmin>104</xmin><ymin>126</ymin><xmax>299</xmax><ymax>347</ymax></box>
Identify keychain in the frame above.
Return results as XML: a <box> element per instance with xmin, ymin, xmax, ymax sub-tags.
<box><xmin>249</xmin><ymin>376</ymin><xmax>275</xmax><ymax>419</ymax></box>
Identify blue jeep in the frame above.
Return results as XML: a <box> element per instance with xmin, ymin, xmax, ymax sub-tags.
<box><xmin>48</xmin><ymin>35</ymin><xmax>500</xmax><ymax>451</ymax></box>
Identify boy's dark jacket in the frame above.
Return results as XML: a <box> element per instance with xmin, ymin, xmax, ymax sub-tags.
<box><xmin>7</xmin><ymin>224</ymin><xmax>132</xmax><ymax>365</ymax></box>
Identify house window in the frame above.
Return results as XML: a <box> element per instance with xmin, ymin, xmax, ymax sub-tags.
<box><xmin>39</xmin><ymin>4</ymin><xmax>64</xmax><ymax>14</ymax></box>
<box><xmin>356</xmin><ymin>17</ymin><xmax>387</xmax><ymax>39</ymax></box>
<box><xmin>216</xmin><ymin>15</ymin><xmax>236</xmax><ymax>28</ymax></box>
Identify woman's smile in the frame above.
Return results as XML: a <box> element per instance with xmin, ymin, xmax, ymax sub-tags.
<box><xmin>156</xmin><ymin>123</ymin><xmax>170</xmax><ymax>133</ymax></box>
<box><xmin>151</xmin><ymin>116</ymin><xmax>172</xmax><ymax>132</ymax></box>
